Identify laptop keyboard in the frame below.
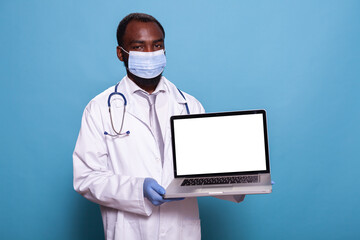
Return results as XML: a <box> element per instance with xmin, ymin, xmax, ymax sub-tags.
<box><xmin>181</xmin><ymin>175</ymin><xmax>259</xmax><ymax>186</ymax></box>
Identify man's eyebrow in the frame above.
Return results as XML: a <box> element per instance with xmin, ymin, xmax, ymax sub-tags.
<box><xmin>129</xmin><ymin>39</ymin><xmax>164</xmax><ymax>44</ymax></box>
<box><xmin>153</xmin><ymin>38</ymin><xmax>164</xmax><ymax>43</ymax></box>
<box><xmin>129</xmin><ymin>40</ymin><xmax>145</xmax><ymax>44</ymax></box>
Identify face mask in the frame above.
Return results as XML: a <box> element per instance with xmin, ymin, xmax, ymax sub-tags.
<box><xmin>121</xmin><ymin>47</ymin><xmax>166</xmax><ymax>79</ymax></box>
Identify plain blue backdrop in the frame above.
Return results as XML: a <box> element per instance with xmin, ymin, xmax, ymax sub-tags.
<box><xmin>1</xmin><ymin>0</ymin><xmax>359</xmax><ymax>239</ymax></box>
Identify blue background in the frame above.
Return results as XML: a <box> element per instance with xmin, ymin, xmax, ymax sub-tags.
<box><xmin>1</xmin><ymin>0</ymin><xmax>359</xmax><ymax>239</ymax></box>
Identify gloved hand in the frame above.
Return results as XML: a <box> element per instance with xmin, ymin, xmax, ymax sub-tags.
<box><xmin>143</xmin><ymin>178</ymin><xmax>184</xmax><ymax>206</ymax></box>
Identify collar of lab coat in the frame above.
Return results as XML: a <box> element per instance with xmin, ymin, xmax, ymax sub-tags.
<box><xmin>116</xmin><ymin>75</ymin><xmax>188</xmax><ymax>134</ymax></box>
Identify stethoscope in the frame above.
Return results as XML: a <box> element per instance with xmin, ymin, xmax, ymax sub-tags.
<box><xmin>104</xmin><ymin>82</ymin><xmax>190</xmax><ymax>137</ymax></box>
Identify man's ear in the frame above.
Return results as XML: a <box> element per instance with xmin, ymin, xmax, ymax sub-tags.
<box><xmin>116</xmin><ymin>46</ymin><xmax>124</xmax><ymax>62</ymax></box>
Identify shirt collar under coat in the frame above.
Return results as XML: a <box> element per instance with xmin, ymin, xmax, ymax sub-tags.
<box><xmin>125</xmin><ymin>75</ymin><xmax>167</xmax><ymax>96</ymax></box>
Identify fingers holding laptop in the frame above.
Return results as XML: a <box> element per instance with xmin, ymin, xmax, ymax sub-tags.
<box><xmin>143</xmin><ymin>178</ymin><xmax>185</xmax><ymax>206</ymax></box>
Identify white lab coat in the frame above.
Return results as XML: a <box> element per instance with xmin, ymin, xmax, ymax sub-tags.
<box><xmin>73</xmin><ymin>76</ymin><xmax>244</xmax><ymax>240</ymax></box>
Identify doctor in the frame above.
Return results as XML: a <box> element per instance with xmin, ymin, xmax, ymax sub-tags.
<box><xmin>73</xmin><ymin>13</ymin><xmax>244</xmax><ymax>240</ymax></box>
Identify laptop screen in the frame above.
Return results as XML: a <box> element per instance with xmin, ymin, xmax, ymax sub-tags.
<box><xmin>171</xmin><ymin>110</ymin><xmax>270</xmax><ymax>177</ymax></box>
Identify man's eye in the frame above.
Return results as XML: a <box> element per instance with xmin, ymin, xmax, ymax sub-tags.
<box><xmin>154</xmin><ymin>44</ymin><xmax>163</xmax><ymax>48</ymax></box>
<box><xmin>132</xmin><ymin>46</ymin><xmax>143</xmax><ymax>50</ymax></box>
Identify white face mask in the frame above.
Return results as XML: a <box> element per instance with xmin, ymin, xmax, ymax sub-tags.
<box><xmin>121</xmin><ymin>47</ymin><xmax>166</xmax><ymax>79</ymax></box>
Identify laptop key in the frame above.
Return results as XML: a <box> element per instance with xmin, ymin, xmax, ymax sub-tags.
<box><xmin>181</xmin><ymin>175</ymin><xmax>259</xmax><ymax>186</ymax></box>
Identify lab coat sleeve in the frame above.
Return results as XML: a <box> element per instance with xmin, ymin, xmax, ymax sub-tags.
<box><xmin>73</xmin><ymin>103</ymin><xmax>154</xmax><ymax>217</ymax></box>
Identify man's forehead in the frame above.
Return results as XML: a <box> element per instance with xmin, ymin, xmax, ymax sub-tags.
<box><xmin>123</xmin><ymin>20</ymin><xmax>164</xmax><ymax>43</ymax></box>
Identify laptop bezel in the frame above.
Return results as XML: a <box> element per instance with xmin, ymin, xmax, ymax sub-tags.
<box><xmin>170</xmin><ymin>109</ymin><xmax>270</xmax><ymax>178</ymax></box>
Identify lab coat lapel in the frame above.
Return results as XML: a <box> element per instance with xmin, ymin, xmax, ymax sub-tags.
<box><xmin>116</xmin><ymin>79</ymin><xmax>150</xmax><ymax>129</ymax></box>
<box><xmin>176</xmin><ymin>102</ymin><xmax>185</xmax><ymax>115</ymax></box>
<box><xmin>162</xmin><ymin>88</ymin><xmax>188</xmax><ymax>143</ymax></box>
<box><xmin>126</xmin><ymin>98</ymin><xmax>149</xmax><ymax>128</ymax></box>
<box><xmin>174</xmin><ymin>90</ymin><xmax>187</xmax><ymax>116</ymax></box>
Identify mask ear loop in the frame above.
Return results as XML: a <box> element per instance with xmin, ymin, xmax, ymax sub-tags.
<box><xmin>120</xmin><ymin>46</ymin><xmax>129</xmax><ymax>55</ymax></box>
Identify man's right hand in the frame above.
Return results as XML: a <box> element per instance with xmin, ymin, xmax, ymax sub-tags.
<box><xmin>143</xmin><ymin>178</ymin><xmax>184</xmax><ymax>206</ymax></box>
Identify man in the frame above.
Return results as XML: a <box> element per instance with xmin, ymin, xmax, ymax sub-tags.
<box><xmin>73</xmin><ymin>13</ymin><xmax>244</xmax><ymax>240</ymax></box>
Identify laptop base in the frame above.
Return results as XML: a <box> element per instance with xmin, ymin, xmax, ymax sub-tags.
<box><xmin>164</xmin><ymin>174</ymin><xmax>272</xmax><ymax>199</ymax></box>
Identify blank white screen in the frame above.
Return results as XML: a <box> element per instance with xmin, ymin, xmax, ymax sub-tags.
<box><xmin>173</xmin><ymin>113</ymin><xmax>267</xmax><ymax>176</ymax></box>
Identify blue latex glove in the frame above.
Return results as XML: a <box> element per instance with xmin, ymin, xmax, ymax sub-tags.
<box><xmin>143</xmin><ymin>178</ymin><xmax>184</xmax><ymax>206</ymax></box>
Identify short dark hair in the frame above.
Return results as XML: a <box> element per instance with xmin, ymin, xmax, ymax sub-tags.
<box><xmin>116</xmin><ymin>13</ymin><xmax>165</xmax><ymax>47</ymax></box>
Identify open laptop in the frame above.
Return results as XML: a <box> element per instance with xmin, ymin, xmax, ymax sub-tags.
<box><xmin>164</xmin><ymin>109</ymin><xmax>272</xmax><ymax>198</ymax></box>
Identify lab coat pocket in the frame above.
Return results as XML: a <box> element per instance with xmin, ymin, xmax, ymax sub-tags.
<box><xmin>180</xmin><ymin>219</ymin><xmax>201</xmax><ymax>240</ymax></box>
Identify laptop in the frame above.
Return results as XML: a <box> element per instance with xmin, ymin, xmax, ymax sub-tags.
<box><xmin>164</xmin><ymin>109</ymin><xmax>272</xmax><ymax>198</ymax></box>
